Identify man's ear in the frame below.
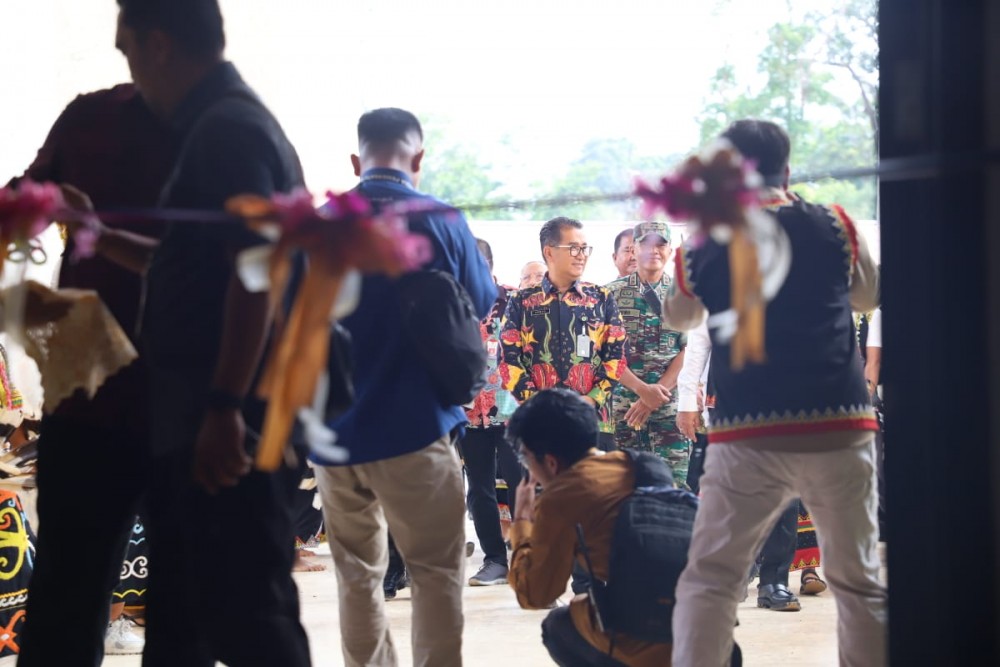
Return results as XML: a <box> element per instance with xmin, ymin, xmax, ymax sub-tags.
<box><xmin>351</xmin><ymin>154</ymin><xmax>361</xmax><ymax>177</ymax></box>
<box><xmin>411</xmin><ymin>148</ymin><xmax>425</xmax><ymax>174</ymax></box>
<box><xmin>542</xmin><ymin>246</ymin><xmax>552</xmax><ymax>265</ymax></box>
<box><xmin>543</xmin><ymin>453</ymin><xmax>561</xmax><ymax>477</ymax></box>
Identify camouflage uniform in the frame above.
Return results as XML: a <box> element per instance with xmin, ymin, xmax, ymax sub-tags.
<box><xmin>606</xmin><ymin>222</ymin><xmax>690</xmax><ymax>486</ymax></box>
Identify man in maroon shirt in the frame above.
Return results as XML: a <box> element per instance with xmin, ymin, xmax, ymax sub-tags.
<box><xmin>10</xmin><ymin>82</ymin><xmax>176</xmax><ymax>665</ymax></box>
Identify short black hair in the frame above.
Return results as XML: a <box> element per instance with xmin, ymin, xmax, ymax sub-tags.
<box><xmin>539</xmin><ymin>216</ymin><xmax>582</xmax><ymax>254</ymax></box>
<box><xmin>720</xmin><ymin>119</ymin><xmax>791</xmax><ymax>186</ymax></box>
<box><xmin>476</xmin><ymin>238</ymin><xmax>493</xmax><ymax>271</ymax></box>
<box><xmin>357</xmin><ymin>108</ymin><xmax>423</xmax><ymax>149</ymax></box>
<box><xmin>117</xmin><ymin>0</ymin><xmax>225</xmax><ymax>58</ymax></box>
<box><xmin>506</xmin><ymin>388</ymin><xmax>598</xmax><ymax>467</ymax></box>
<box><xmin>613</xmin><ymin>228</ymin><xmax>634</xmax><ymax>254</ymax></box>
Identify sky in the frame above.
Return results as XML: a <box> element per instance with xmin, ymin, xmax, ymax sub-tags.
<box><xmin>0</xmin><ymin>0</ymin><xmax>807</xmax><ymax>187</ymax></box>
<box><xmin>0</xmin><ymin>0</ymin><xmax>869</xmax><ymax>285</ymax></box>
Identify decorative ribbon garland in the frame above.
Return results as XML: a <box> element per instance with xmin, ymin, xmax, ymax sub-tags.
<box><xmin>1</xmin><ymin>144</ymin><xmax>798</xmax><ymax>467</ymax></box>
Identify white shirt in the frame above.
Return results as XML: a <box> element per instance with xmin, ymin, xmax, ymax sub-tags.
<box><xmin>676</xmin><ymin>321</ymin><xmax>711</xmax><ymax>413</ymax></box>
<box><xmin>866</xmin><ymin>308</ymin><xmax>882</xmax><ymax>349</ymax></box>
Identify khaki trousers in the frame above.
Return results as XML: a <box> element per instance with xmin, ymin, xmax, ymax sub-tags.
<box><xmin>672</xmin><ymin>433</ymin><xmax>887</xmax><ymax>667</ymax></box>
<box><xmin>316</xmin><ymin>436</ymin><xmax>466</xmax><ymax>667</ymax></box>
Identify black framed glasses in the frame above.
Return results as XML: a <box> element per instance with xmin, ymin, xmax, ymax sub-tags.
<box><xmin>551</xmin><ymin>244</ymin><xmax>593</xmax><ymax>258</ymax></box>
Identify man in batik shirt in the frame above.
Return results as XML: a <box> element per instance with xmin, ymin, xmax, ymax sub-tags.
<box><xmin>606</xmin><ymin>221</ymin><xmax>689</xmax><ymax>485</ymax></box>
<box><xmin>499</xmin><ymin>217</ymin><xmax>626</xmax><ymax>450</ymax></box>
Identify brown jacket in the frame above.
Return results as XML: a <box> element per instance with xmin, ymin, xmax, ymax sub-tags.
<box><xmin>509</xmin><ymin>451</ymin><xmax>673</xmax><ymax>666</ymax></box>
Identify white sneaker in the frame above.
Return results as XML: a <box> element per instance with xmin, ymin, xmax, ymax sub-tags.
<box><xmin>105</xmin><ymin>617</ymin><xmax>144</xmax><ymax>655</ymax></box>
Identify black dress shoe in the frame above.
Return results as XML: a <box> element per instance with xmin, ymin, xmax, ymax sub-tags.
<box><xmin>383</xmin><ymin>567</ymin><xmax>409</xmax><ymax>600</ymax></box>
<box><xmin>756</xmin><ymin>583</ymin><xmax>801</xmax><ymax>611</ymax></box>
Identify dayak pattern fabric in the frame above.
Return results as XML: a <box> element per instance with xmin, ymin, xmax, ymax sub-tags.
<box><xmin>0</xmin><ymin>490</ymin><xmax>34</xmax><ymax>657</ymax></box>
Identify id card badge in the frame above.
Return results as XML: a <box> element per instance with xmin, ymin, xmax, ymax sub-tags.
<box><xmin>576</xmin><ymin>334</ymin><xmax>592</xmax><ymax>358</ymax></box>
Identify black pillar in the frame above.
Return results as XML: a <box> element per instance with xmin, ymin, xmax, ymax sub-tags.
<box><xmin>880</xmin><ymin>0</ymin><xmax>999</xmax><ymax>664</ymax></box>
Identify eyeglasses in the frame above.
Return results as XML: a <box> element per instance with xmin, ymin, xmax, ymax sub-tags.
<box><xmin>551</xmin><ymin>244</ymin><xmax>594</xmax><ymax>258</ymax></box>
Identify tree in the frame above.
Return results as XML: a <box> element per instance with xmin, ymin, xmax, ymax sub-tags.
<box><xmin>532</xmin><ymin>138</ymin><xmax>683</xmax><ymax>221</ymax></box>
<box><xmin>420</xmin><ymin>139</ymin><xmax>500</xmax><ymax>210</ymax></box>
<box><xmin>698</xmin><ymin>0</ymin><xmax>879</xmax><ymax>218</ymax></box>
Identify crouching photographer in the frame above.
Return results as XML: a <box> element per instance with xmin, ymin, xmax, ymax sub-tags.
<box><xmin>506</xmin><ymin>388</ymin><xmax>742</xmax><ymax>666</ymax></box>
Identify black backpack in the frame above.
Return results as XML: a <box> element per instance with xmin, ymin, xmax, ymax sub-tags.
<box><xmin>397</xmin><ymin>269</ymin><xmax>487</xmax><ymax>406</ymax></box>
<box><xmin>578</xmin><ymin>450</ymin><xmax>699</xmax><ymax>644</ymax></box>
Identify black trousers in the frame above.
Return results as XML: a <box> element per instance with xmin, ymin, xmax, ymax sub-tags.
<box><xmin>542</xmin><ymin>606</ymin><xmax>742</xmax><ymax>667</ymax></box>
<box><xmin>541</xmin><ymin>606</ymin><xmax>629</xmax><ymax>667</ymax></box>
<box><xmin>875</xmin><ymin>422</ymin><xmax>887</xmax><ymax>540</ymax></box>
<box><xmin>757</xmin><ymin>501</ymin><xmax>799</xmax><ymax>587</ymax></box>
<box><xmin>140</xmin><ymin>368</ymin><xmax>311</xmax><ymax>667</ymax></box>
<box><xmin>596</xmin><ymin>431</ymin><xmax>617</xmax><ymax>452</ymax></box>
<box><xmin>19</xmin><ymin>417</ymin><xmax>148</xmax><ymax>667</ymax></box>
<box><xmin>461</xmin><ymin>427</ymin><xmax>520</xmax><ymax>566</ymax></box>
<box><xmin>686</xmin><ymin>433</ymin><xmax>709</xmax><ymax>493</ymax></box>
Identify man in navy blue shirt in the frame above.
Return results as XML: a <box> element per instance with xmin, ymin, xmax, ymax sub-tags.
<box><xmin>314</xmin><ymin>108</ymin><xmax>493</xmax><ymax>667</ymax></box>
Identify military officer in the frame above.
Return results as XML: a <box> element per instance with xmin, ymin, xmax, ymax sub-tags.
<box><xmin>606</xmin><ymin>221</ymin><xmax>690</xmax><ymax>485</ymax></box>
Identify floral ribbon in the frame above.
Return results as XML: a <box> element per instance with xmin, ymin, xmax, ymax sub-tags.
<box><xmin>226</xmin><ymin>189</ymin><xmax>430</xmax><ymax>471</ymax></box>
<box><xmin>636</xmin><ymin>141</ymin><xmax>769</xmax><ymax>370</ymax></box>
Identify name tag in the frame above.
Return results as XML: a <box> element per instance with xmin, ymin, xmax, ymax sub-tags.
<box><xmin>531</xmin><ymin>308</ymin><xmax>550</xmax><ymax>316</ymax></box>
<box><xmin>577</xmin><ymin>334</ymin><xmax>592</xmax><ymax>358</ymax></box>
<box><xmin>486</xmin><ymin>340</ymin><xmax>499</xmax><ymax>357</ymax></box>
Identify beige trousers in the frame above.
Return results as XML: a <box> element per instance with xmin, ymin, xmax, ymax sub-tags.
<box><xmin>315</xmin><ymin>436</ymin><xmax>466</xmax><ymax>667</ymax></box>
<box><xmin>672</xmin><ymin>433</ymin><xmax>887</xmax><ymax>667</ymax></box>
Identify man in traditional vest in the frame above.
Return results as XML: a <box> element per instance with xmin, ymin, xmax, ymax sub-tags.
<box><xmin>665</xmin><ymin>119</ymin><xmax>885</xmax><ymax>666</ymax></box>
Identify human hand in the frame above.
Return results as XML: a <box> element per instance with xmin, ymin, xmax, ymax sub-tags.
<box><xmin>57</xmin><ymin>184</ymin><xmax>104</xmax><ymax>235</ymax></box>
<box><xmin>625</xmin><ymin>400</ymin><xmax>653</xmax><ymax>429</ymax></box>
<box><xmin>638</xmin><ymin>383</ymin><xmax>671</xmax><ymax>410</ymax></box>
<box><xmin>696</xmin><ymin>387</ymin><xmax>705</xmax><ymax>412</ymax></box>
<box><xmin>193</xmin><ymin>409</ymin><xmax>251</xmax><ymax>494</ymax></box>
<box><xmin>677</xmin><ymin>411</ymin><xmax>700</xmax><ymax>441</ymax></box>
<box><xmin>514</xmin><ymin>475</ymin><xmax>537</xmax><ymax>522</ymax></box>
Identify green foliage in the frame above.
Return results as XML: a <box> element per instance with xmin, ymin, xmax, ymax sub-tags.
<box><xmin>530</xmin><ymin>138</ymin><xmax>683</xmax><ymax>221</ymax></box>
<box><xmin>698</xmin><ymin>0</ymin><xmax>879</xmax><ymax>217</ymax></box>
<box><xmin>792</xmin><ymin>178</ymin><xmax>877</xmax><ymax>219</ymax></box>
<box><xmin>416</xmin><ymin>1</ymin><xmax>880</xmax><ymax>222</ymax></box>
<box><xmin>419</xmin><ymin>118</ymin><xmax>517</xmax><ymax>220</ymax></box>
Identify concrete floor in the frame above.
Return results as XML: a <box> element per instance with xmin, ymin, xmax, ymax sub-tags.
<box><xmin>91</xmin><ymin>522</ymin><xmax>879</xmax><ymax>666</ymax></box>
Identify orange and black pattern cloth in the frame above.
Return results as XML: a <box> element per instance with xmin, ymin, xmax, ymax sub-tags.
<box><xmin>499</xmin><ymin>275</ymin><xmax>625</xmax><ymax>422</ymax></box>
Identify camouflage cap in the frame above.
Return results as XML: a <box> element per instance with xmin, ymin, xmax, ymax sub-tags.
<box><xmin>632</xmin><ymin>221</ymin><xmax>671</xmax><ymax>244</ymax></box>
